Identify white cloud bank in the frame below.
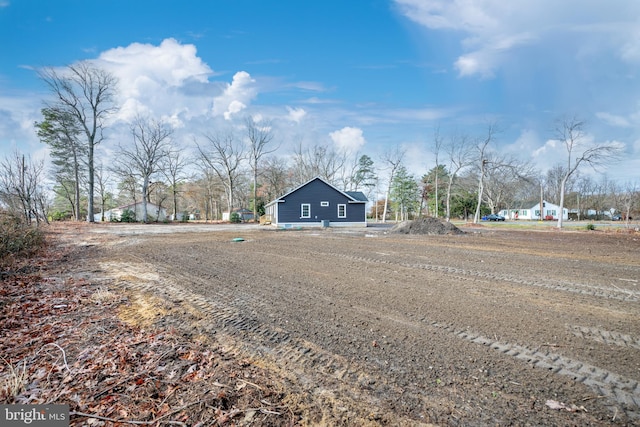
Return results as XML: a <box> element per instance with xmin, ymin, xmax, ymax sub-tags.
<box><xmin>90</xmin><ymin>38</ymin><xmax>260</xmax><ymax>126</ymax></box>
<box><xmin>96</xmin><ymin>38</ymin><xmax>215</xmax><ymax>123</ymax></box>
<box><xmin>394</xmin><ymin>0</ymin><xmax>640</xmax><ymax>78</ymax></box>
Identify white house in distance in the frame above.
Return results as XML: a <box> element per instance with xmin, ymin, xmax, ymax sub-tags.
<box><xmin>499</xmin><ymin>200</ymin><xmax>568</xmax><ymax>221</ymax></box>
<box><xmin>94</xmin><ymin>202</ymin><xmax>168</xmax><ymax>222</ymax></box>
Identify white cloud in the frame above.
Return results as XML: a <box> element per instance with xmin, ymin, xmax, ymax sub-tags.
<box><xmin>212</xmin><ymin>71</ymin><xmax>257</xmax><ymax>120</ymax></box>
<box><xmin>329</xmin><ymin>127</ymin><xmax>366</xmax><ymax>154</ymax></box>
<box><xmin>505</xmin><ymin>128</ymin><xmax>541</xmax><ymax>156</ymax></box>
<box><xmin>99</xmin><ymin>38</ymin><xmax>212</xmax><ymax>88</ymax></box>
<box><xmin>94</xmin><ymin>38</ymin><xmax>215</xmax><ymax>122</ymax></box>
<box><xmin>596</xmin><ymin>112</ymin><xmax>631</xmax><ymax>128</ymax></box>
<box><xmin>286</xmin><ymin>106</ymin><xmax>306</xmax><ymax>123</ymax></box>
<box><xmin>394</xmin><ymin>0</ymin><xmax>640</xmax><ymax>77</ymax></box>
<box><xmin>0</xmin><ymin>96</ymin><xmax>46</xmax><ymax>160</ymax></box>
<box><xmin>455</xmin><ymin>53</ymin><xmax>492</xmax><ymax>78</ymax></box>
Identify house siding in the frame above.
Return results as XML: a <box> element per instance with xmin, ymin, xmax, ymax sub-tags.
<box><xmin>498</xmin><ymin>200</ymin><xmax>568</xmax><ymax>221</ymax></box>
<box><xmin>266</xmin><ymin>178</ymin><xmax>366</xmax><ymax>227</ymax></box>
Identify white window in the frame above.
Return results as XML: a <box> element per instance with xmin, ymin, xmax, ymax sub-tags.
<box><xmin>301</xmin><ymin>203</ymin><xmax>311</xmax><ymax>218</ymax></box>
<box><xmin>337</xmin><ymin>204</ymin><xmax>346</xmax><ymax>218</ymax></box>
<box><xmin>320</xmin><ymin>201</ymin><xmax>329</xmax><ymax>207</ymax></box>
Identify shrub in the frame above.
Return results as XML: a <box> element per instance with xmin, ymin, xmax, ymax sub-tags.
<box><xmin>229</xmin><ymin>212</ymin><xmax>241</xmax><ymax>223</ymax></box>
<box><xmin>119</xmin><ymin>209</ymin><xmax>137</xmax><ymax>223</ymax></box>
<box><xmin>49</xmin><ymin>210</ymin><xmax>71</xmax><ymax>221</ymax></box>
<box><xmin>586</xmin><ymin>223</ymin><xmax>595</xmax><ymax>231</ymax></box>
<box><xmin>0</xmin><ymin>211</ymin><xmax>44</xmax><ymax>262</ymax></box>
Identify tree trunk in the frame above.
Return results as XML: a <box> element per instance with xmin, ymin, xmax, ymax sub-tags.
<box><xmin>87</xmin><ymin>144</ymin><xmax>95</xmax><ymax>222</ymax></box>
<box><xmin>557</xmin><ymin>175</ymin><xmax>568</xmax><ymax>228</ymax></box>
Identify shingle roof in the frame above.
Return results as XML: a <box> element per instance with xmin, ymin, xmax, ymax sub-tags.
<box><xmin>345</xmin><ymin>191</ymin><xmax>368</xmax><ymax>202</ymax></box>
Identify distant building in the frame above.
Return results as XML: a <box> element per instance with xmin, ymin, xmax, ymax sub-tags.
<box><xmin>499</xmin><ymin>200</ymin><xmax>568</xmax><ymax>221</ymax></box>
<box><xmin>94</xmin><ymin>202</ymin><xmax>168</xmax><ymax>222</ymax></box>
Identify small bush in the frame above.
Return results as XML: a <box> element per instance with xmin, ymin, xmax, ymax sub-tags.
<box><xmin>229</xmin><ymin>212</ymin><xmax>242</xmax><ymax>223</ymax></box>
<box><xmin>586</xmin><ymin>223</ymin><xmax>595</xmax><ymax>231</ymax></box>
<box><xmin>49</xmin><ymin>210</ymin><xmax>71</xmax><ymax>221</ymax></box>
<box><xmin>0</xmin><ymin>211</ymin><xmax>44</xmax><ymax>262</ymax></box>
<box><xmin>119</xmin><ymin>209</ymin><xmax>137</xmax><ymax>223</ymax></box>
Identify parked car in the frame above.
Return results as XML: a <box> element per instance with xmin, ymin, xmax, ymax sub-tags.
<box><xmin>612</xmin><ymin>214</ymin><xmax>622</xmax><ymax>221</ymax></box>
<box><xmin>483</xmin><ymin>214</ymin><xmax>505</xmax><ymax>221</ymax></box>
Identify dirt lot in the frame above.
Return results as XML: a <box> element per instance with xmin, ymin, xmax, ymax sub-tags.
<box><xmin>15</xmin><ymin>222</ymin><xmax>640</xmax><ymax>425</ymax></box>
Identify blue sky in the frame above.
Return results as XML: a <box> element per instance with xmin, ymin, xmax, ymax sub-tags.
<box><xmin>1</xmin><ymin>0</ymin><xmax>639</xmax><ymax>184</ymax></box>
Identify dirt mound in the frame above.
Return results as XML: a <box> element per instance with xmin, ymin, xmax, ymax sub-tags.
<box><xmin>389</xmin><ymin>217</ymin><xmax>465</xmax><ymax>235</ymax></box>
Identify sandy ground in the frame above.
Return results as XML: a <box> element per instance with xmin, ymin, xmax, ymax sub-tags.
<box><xmin>58</xmin><ymin>221</ymin><xmax>640</xmax><ymax>425</ymax></box>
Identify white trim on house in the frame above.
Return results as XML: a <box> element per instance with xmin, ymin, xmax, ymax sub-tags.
<box><xmin>337</xmin><ymin>204</ymin><xmax>346</xmax><ymax>218</ymax></box>
<box><xmin>277</xmin><ymin>221</ymin><xmax>367</xmax><ymax>229</ymax></box>
<box><xmin>300</xmin><ymin>203</ymin><xmax>311</xmax><ymax>218</ymax></box>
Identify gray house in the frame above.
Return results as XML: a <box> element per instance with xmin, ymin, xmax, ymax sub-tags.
<box><xmin>264</xmin><ymin>177</ymin><xmax>368</xmax><ymax>228</ymax></box>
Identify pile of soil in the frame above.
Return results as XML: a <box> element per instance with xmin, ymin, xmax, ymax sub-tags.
<box><xmin>389</xmin><ymin>217</ymin><xmax>465</xmax><ymax>235</ymax></box>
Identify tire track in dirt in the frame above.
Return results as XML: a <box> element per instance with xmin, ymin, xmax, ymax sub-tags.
<box><xmin>323</xmin><ymin>251</ymin><xmax>640</xmax><ymax>420</ymax></box>
<box><xmin>569</xmin><ymin>325</ymin><xmax>640</xmax><ymax>350</ymax></box>
<box><xmin>319</xmin><ymin>251</ymin><xmax>640</xmax><ymax>302</ymax></box>
<box><xmin>451</xmin><ymin>325</ymin><xmax>640</xmax><ymax>419</ymax></box>
<box><xmin>107</xmin><ymin>259</ymin><xmax>640</xmax><ymax>422</ymax></box>
<box><xmin>347</xmin><ymin>302</ymin><xmax>640</xmax><ymax>421</ymax></box>
<box><xmin>95</xmin><ymin>231</ymin><xmax>640</xmax><ymax>424</ymax></box>
<box><xmin>100</xmin><ymin>260</ymin><xmax>427</xmax><ymax>425</ymax></box>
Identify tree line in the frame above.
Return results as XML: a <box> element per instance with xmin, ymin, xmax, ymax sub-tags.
<box><xmin>0</xmin><ymin>62</ymin><xmax>637</xmax><ymax>228</ymax></box>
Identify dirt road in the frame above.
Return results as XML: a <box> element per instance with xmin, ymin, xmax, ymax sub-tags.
<box><xmin>73</xmin><ymin>223</ymin><xmax>640</xmax><ymax>425</ymax></box>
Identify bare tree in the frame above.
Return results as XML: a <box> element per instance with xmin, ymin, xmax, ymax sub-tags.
<box><xmin>431</xmin><ymin>127</ymin><xmax>444</xmax><ymax>218</ymax></box>
<box><xmin>117</xmin><ymin>174</ymin><xmax>139</xmax><ymax>207</ymax></box>
<box><xmin>245</xmin><ymin>117</ymin><xmax>277</xmax><ymax>221</ymax></box>
<box><xmin>260</xmin><ymin>156</ymin><xmax>291</xmax><ymax>201</ymax></box>
<box><xmin>291</xmin><ymin>143</ymin><xmax>346</xmax><ymax>186</ymax></box>
<box><xmin>0</xmin><ymin>151</ymin><xmax>48</xmax><ymax>224</ymax></box>
<box><xmin>554</xmin><ymin>117</ymin><xmax>622</xmax><ymax>228</ymax></box>
<box><xmin>39</xmin><ymin>62</ymin><xmax>118</xmax><ymax>222</ymax></box>
<box><xmin>482</xmin><ymin>153</ymin><xmax>536</xmax><ymax>215</ymax></box>
<box><xmin>196</xmin><ymin>132</ymin><xmax>245</xmax><ymax>216</ymax></box>
<box><xmin>161</xmin><ymin>147</ymin><xmax>191</xmax><ymax>220</ymax></box>
<box><xmin>380</xmin><ymin>147</ymin><xmax>405</xmax><ymax>223</ymax></box>
<box><xmin>620</xmin><ymin>181</ymin><xmax>638</xmax><ymax>226</ymax></box>
<box><xmin>113</xmin><ymin>116</ymin><xmax>173</xmax><ymax>222</ymax></box>
<box><xmin>95</xmin><ymin>162</ymin><xmax>112</xmax><ymax>222</ymax></box>
<box><xmin>473</xmin><ymin>123</ymin><xmax>499</xmax><ymax>223</ymax></box>
<box><xmin>443</xmin><ymin>132</ymin><xmax>474</xmax><ymax>221</ymax></box>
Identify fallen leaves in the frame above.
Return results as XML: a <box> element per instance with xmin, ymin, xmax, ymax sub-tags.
<box><xmin>0</xmin><ymin>231</ymin><xmax>296</xmax><ymax>426</ymax></box>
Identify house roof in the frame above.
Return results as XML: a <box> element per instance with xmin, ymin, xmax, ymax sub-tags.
<box><xmin>265</xmin><ymin>176</ymin><xmax>368</xmax><ymax>206</ymax></box>
<box><xmin>345</xmin><ymin>191</ymin><xmax>368</xmax><ymax>202</ymax></box>
<box><xmin>506</xmin><ymin>200</ymin><xmax>567</xmax><ymax>210</ymax></box>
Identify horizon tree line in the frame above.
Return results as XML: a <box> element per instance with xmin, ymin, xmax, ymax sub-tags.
<box><xmin>0</xmin><ymin>62</ymin><xmax>636</xmax><ymax>228</ymax></box>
